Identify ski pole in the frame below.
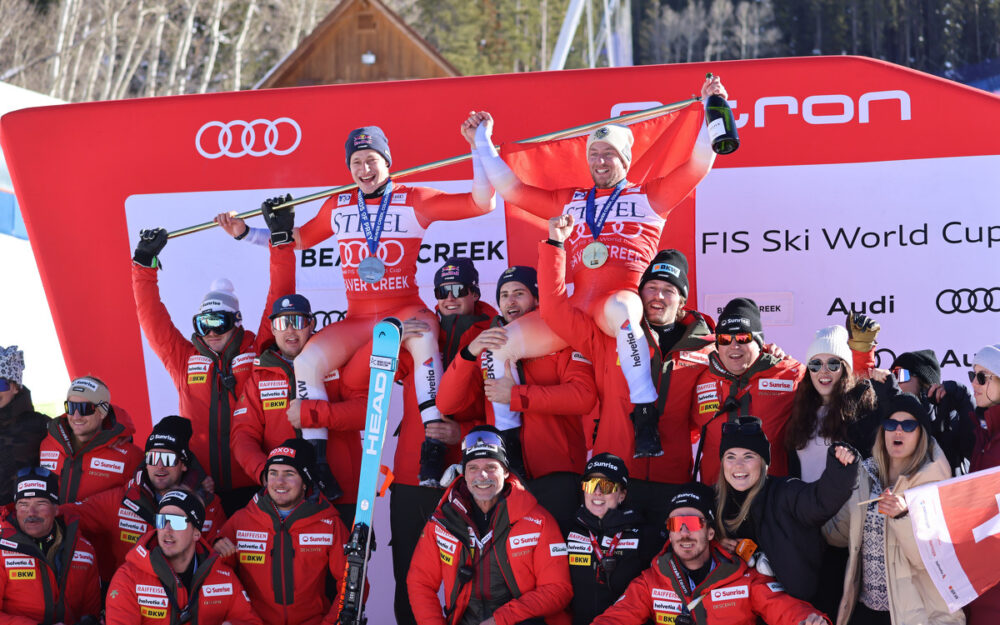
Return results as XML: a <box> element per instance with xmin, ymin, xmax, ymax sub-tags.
<box><xmin>166</xmin><ymin>96</ymin><xmax>701</xmax><ymax>239</ymax></box>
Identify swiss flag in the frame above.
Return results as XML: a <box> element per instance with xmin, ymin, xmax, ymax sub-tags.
<box><xmin>498</xmin><ymin>102</ymin><xmax>706</xmax><ymax>300</ymax></box>
<box><xmin>906</xmin><ymin>464</ymin><xmax>1000</xmax><ymax>611</ymax></box>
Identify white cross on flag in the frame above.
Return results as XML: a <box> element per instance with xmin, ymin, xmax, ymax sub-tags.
<box><xmin>906</xmin><ymin>464</ymin><xmax>1000</xmax><ymax>612</ymax></box>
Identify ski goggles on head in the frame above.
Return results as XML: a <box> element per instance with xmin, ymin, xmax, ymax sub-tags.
<box><xmin>16</xmin><ymin>466</ymin><xmax>53</xmax><ymax>479</ymax></box>
<box><xmin>807</xmin><ymin>358</ymin><xmax>843</xmax><ymax>373</ymax></box>
<box><xmin>720</xmin><ymin>420</ymin><xmax>763</xmax><ymax>436</ymax></box>
<box><xmin>666</xmin><ymin>515</ymin><xmax>706</xmax><ymax>533</ymax></box>
<box><xmin>969</xmin><ymin>370</ymin><xmax>995</xmax><ymax>386</ymax></box>
<box><xmin>0</xmin><ymin>379</ymin><xmax>11</xmax><ymax>392</ymax></box>
<box><xmin>462</xmin><ymin>430</ymin><xmax>504</xmax><ymax>452</ymax></box>
<box><xmin>882</xmin><ymin>418</ymin><xmax>920</xmax><ymax>433</ymax></box>
<box><xmin>271</xmin><ymin>313</ymin><xmax>312</xmax><ymax>332</ymax></box>
<box><xmin>716</xmin><ymin>333</ymin><xmax>754</xmax><ymax>346</ymax></box>
<box><xmin>581</xmin><ymin>477</ymin><xmax>622</xmax><ymax>495</ymax></box>
<box><xmin>192</xmin><ymin>311</ymin><xmax>238</xmax><ymax>336</ymax></box>
<box><xmin>154</xmin><ymin>513</ymin><xmax>190</xmax><ymax>531</ymax></box>
<box><xmin>435</xmin><ymin>284</ymin><xmax>472</xmax><ymax>300</ymax></box>
<box><xmin>891</xmin><ymin>367</ymin><xmax>911</xmax><ymax>383</ymax></box>
<box><xmin>146</xmin><ymin>451</ymin><xmax>180</xmax><ymax>467</ymax></box>
<box><xmin>64</xmin><ymin>400</ymin><xmax>98</xmax><ymax>416</ymax></box>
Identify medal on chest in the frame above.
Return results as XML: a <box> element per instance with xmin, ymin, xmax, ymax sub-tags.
<box><xmin>356</xmin><ymin>181</ymin><xmax>393</xmax><ymax>283</ymax></box>
<box><xmin>582</xmin><ymin>181</ymin><xmax>627</xmax><ymax>269</ymax></box>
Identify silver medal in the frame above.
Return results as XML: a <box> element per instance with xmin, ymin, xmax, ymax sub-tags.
<box><xmin>582</xmin><ymin>241</ymin><xmax>609</xmax><ymax>268</ymax></box>
<box><xmin>358</xmin><ymin>256</ymin><xmax>386</xmax><ymax>283</ymax></box>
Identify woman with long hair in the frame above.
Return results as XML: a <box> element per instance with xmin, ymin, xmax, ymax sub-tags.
<box><xmin>786</xmin><ymin>325</ymin><xmax>897</xmax><ymax>482</ymax></box>
<box><xmin>714</xmin><ymin>416</ymin><xmax>858</xmax><ymax>608</ymax></box>
<box><xmin>824</xmin><ymin>394</ymin><xmax>958</xmax><ymax>625</ymax></box>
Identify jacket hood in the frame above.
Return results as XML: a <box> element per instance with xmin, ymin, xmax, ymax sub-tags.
<box><xmin>435</xmin><ymin>473</ymin><xmax>539</xmax><ymax>527</ymax></box>
<box><xmin>0</xmin><ymin>386</ymin><xmax>37</xmax><ymax>420</ymax></box>
<box><xmin>125</xmin><ymin>530</ymin><xmax>216</xmax><ymax>576</ymax></box>
<box><xmin>48</xmin><ymin>403</ymin><xmax>136</xmax><ymax>453</ymax></box>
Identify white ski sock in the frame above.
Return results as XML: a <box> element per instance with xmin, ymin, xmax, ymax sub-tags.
<box><xmin>616</xmin><ymin>319</ymin><xmax>657</xmax><ymax>404</ymax></box>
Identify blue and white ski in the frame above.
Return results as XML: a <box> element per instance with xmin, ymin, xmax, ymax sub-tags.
<box><xmin>338</xmin><ymin>317</ymin><xmax>402</xmax><ymax>625</ymax></box>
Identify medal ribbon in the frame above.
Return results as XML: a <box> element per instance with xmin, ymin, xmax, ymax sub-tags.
<box><xmin>588</xmin><ymin>531</ymin><xmax>622</xmax><ymax>564</ymax></box>
<box><xmin>584</xmin><ymin>180</ymin><xmax>627</xmax><ymax>241</ymax></box>
<box><xmin>357</xmin><ymin>180</ymin><xmax>395</xmax><ymax>255</ymax></box>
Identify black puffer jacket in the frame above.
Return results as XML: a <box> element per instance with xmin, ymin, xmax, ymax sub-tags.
<box><xmin>0</xmin><ymin>387</ymin><xmax>50</xmax><ymax>505</ymax></box>
<box><xmin>566</xmin><ymin>507</ymin><xmax>663</xmax><ymax>625</ymax></box>
<box><xmin>721</xmin><ymin>444</ymin><xmax>858</xmax><ymax>602</ymax></box>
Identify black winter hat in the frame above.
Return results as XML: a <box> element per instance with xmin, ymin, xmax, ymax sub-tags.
<box><xmin>145</xmin><ymin>416</ymin><xmax>193</xmax><ymax>463</ymax></box>
<box><xmin>666</xmin><ymin>482</ymin><xmax>716</xmax><ymax>523</ymax></box>
<box><xmin>885</xmin><ymin>393</ymin><xmax>933</xmax><ymax>433</ymax></box>
<box><xmin>158</xmin><ymin>489</ymin><xmax>205</xmax><ymax>531</ymax></box>
<box><xmin>716</xmin><ymin>297</ymin><xmax>762</xmax><ymax>337</ymax></box>
<box><xmin>14</xmin><ymin>466</ymin><xmax>59</xmax><ymax>504</ymax></box>
<box><xmin>496</xmin><ymin>266</ymin><xmax>539</xmax><ymax>304</ymax></box>
<box><xmin>891</xmin><ymin>350</ymin><xmax>941</xmax><ymax>386</ymax></box>
<box><xmin>639</xmin><ymin>249</ymin><xmax>689</xmax><ymax>298</ymax></box>
<box><xmin>462</xmin><ymin>425</ymin><xmax>508</xmax><ymax>468</ymax></box>
<box><xmin>345</xmin><ymin>126</ymin><xmax>391</xmax><ymax>167</ymax></box>
<box><xmin>434</xmin><ymin>257</ymin><xmax>480</xmax><ymax>293</ymax></box>
<box><xmin>583</xmin><ymin>453</ymin><xmax>629</xmax><ymax>488</ymax></box>
<box><xmin>261</xmin><ymin>438</ymin><xmax>316</xmax><ymax>488</ymax></box>
<box><xmin>719</xmin><ymin>416</ymin><xmax>771</xmax><ymax>466</ymax></box>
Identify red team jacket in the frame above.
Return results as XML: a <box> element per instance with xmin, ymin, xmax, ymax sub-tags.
<box><xmin>0</xmin><ymin>509</ymin><xmax>101</xmax><ymax>625</ymax></box>
<box><xmin>407</xmin><ymin>476</ymin><xmax>573</xmax><ymax>625</ymax></box>
<box><xmin>591</xmin><ymin>542</ymin><xmax>829</xmax><ymax>625</ymax></box>
<box><xmin>436</xmin><ymin>340</ymin><xmax>596</xmax><ymax>479</ymax></box>
<box><xmin>538</xmin><ymin>242</ymin><xmax>714</xmax><ymax>483</ymax></box>
<box><xmin>219</xmin><ymin>491</ymin><xmax>349</xmax><ymax>625</ymax></box>
<box><xmin>70</xmin><ymin>473</ymin><xmax>226</xmax><ymax>583</ymax></box>
<box><xmin>39</xmin><ymin>407</ymin><xmax>144</xmax><ymax>503</ymax></box>
<box><xmin>131</xmin><ymin>243</ymin><xmax>295</xmax><ymax>491</ymax></box>
<box><xmin>105</xmin><ymin>533</ymin><xmax>261</xmax><ymax>625</ymax></box>
<box><xmin>231</xmin><ymin>346</ymin><xmax>361</xmax><ymax>505</ymax></box>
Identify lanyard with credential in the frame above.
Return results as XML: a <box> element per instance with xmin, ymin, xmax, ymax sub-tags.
<box><xmin>356</xmin><ymin>180</ymin><xmax>394</xmax><ymax>255</ymax></box>
<box><xmin>588</xmin><ymin>530</ymin><xmax>622</xmax><ymax>564</ymax></box>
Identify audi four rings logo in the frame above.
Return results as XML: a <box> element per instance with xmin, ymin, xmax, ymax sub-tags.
<box><xmin>195</xmin><ymin>118</ymin><xmax>301</xmax><ymax>159</ymax></box>
<box><xmin>338</xmin><ymin>240</ymin><xmax>405</xmax><ymax>267</ymax></box>
<box><xmin>936</xmin><ymin>288</ymin><xmax>1000</xmax><ymax>314</ymax></box>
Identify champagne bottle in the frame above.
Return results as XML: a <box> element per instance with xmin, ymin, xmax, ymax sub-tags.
<box><xmin>704</xmin><ymin>72</ymin><xmax>739</xmax><ymax>155</ymax></box>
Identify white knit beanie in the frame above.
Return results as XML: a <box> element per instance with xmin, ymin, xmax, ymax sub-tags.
<box><xmin>586</xmin><ymin>124</ymin><xmax>634</xmax><ymax>164</ymax></box>
<box><xmin>805</xmin><ymin>326</ymin><xmax>853</xmax><ymax>370</ymax></box>
<box><xmin>974</xmin><ymin>344</ymin><xmax>1000</xmax><ymax>376</ymax></box>
<box><xmin>199</xmin><ymin>278</ymin><xmax>240</xmax><ymax>315</ymax></box>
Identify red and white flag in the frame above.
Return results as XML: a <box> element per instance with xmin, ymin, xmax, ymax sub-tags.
<box><xmin>906</xmin><ymin>464</ymin><xmax>1000</xmax><ymax>611</ymax></box>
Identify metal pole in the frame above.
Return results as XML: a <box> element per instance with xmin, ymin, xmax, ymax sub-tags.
<box><xmin>167</xmin><ymin>96</ymin><xmax>700</xmax><ymax>239</ymax></box>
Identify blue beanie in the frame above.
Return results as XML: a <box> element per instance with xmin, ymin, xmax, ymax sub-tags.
<box><xmin>496</xmin><ymin>266</ymin><xmax>538</xmax><ymax>304</ymax></box>
<box><xmin>345</xmin><ymin>126</ymin><xmax>391</xmax><ymax>167</ymax></box>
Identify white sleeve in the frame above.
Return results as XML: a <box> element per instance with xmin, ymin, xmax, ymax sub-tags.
<box><xmin>242</xmin><ymin>227</ymin><xmax>271</xmax><ymax>247</ymax></box>
<box><xmin>474</xmin><ymin>124</ymin><xmax>521</xmax><ymax>195</ymax></box>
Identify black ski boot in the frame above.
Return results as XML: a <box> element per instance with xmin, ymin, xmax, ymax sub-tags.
<box><xmin>308</xmin><ymin>439</ymin><xmax>344</xmax><ymax>501</ymax></box>
<box><xmin>419</xmin><ymin>430</ymin><xmax>448</xmax><ymax>487</ymax></box>
<box><xmin>631</xmin><ymin>402</ymin><xmax>663</xmax><ymax>458</ymax></box>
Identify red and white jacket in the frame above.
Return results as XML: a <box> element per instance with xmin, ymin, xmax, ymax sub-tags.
<box><xmin>591</xmin><ymin>542</ymin><xmax>830</xmax><ymax>625</ymax></box>
<box><xmin>231</xmin><ymin>345</ymin><xmax>361</xmax><ymax>505</ymax></box>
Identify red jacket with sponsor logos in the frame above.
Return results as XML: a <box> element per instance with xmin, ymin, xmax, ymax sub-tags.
<box><xmin>537</xmin><ymin>242</ymin><xmax>715</xmax><ymax>483</ymax></box>
<box><xmin>231</xmin><ymin>345</ymin><xmax>361</xmax><ymax>504</ymax></box>
<box><xmin>305</xmin><ymin>302</ymin><xmax>497</xmax><ymax>487</ymax></box>
<box><xmin>39</xmin><ymin>406</ymin><xmax>143</xmax><ymax>503</ymax></box>
<box><xmin>105</xmin><ymin>532</ymin><xmax>261</xmax><ymax>625</ymax></box>
<box><xmin>436</xmin><ymin>335</ymin><xmax>596</xmax><ymax>479</ymax></box>
<box><xmin>407</xmin><ymin>475</ymin><xmax>572</xmax><ymax>625</ymax></box>
<box><xmin>218</xmin><ymin>491</ymin><xmax>348</xmax><ymax>625</ymax></box>
<box><xmin>0</xmin><ymin>509</ymin><xmax>101</xmax><ymax>625</ymax></box>
<box><xmin>131</xmin><ymin>243</ymin><xmax>295</xmax><ymax>492</ymax></box>
<box><xmin>591</xmin><ymin>542</ymin><xmax>829</xmax><ymax>625</ymax></box>
<box><xmin>69</xmin><ymin>470</ymin><xmax>226</xmax><ymax>583</ymax></box>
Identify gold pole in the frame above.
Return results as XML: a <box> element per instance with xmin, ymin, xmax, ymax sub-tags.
<box><xmin>166</xmin><ymin>96</ymin><xmax>701</xmax><ymax>239</ymax></box>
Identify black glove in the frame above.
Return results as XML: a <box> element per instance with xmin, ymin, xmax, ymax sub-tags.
<box><xmin>261</xmin><ymin>194</ymin><xmax>294</xmax><ymax>246</ymax></box>
<box><xmin>133</xmin><ymin>228</ymin><xmax>168</xmax><ymax>268</ymax></box>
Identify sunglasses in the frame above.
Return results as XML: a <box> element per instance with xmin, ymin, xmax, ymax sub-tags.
<box><xmin>892</xmin><ymin>367</ymin><xmax>911</xmax><ymax>383</ymax></box>
<box><xmin>666</xmin><ymin>515</ymin><xmax>706</xmax><ymax>533</ymax></box>
<box><xmin>0</xmin><ymin>379</ymin><xmax>10</xmax><ymax>392</ymax></box>
<box><xmin>581</xmin><ymin>477</ymin><xmax>622</xmax><ymax>495</ymax></box>
<box><xmin>807</xmin><ymin>358</ymin><xmax>843</xmax><ymax>373</ymax></box>
<box><xmin>717</xmin><ymin>333</ymin><xmax>754</xmax><ymax>346</ymax></box>
<box><xmin>146</xmin><ymin>451</ymin><xmax>179</xmax><ymax>467</ymax></box>
<box><xmin>435</xmin><ymin>284</ymin><xmax>471</xmax><ymax>300</ymax></box>
<box><xmin>192</xmin><ymin>311</ymin><xmax>238</xmax><ymax>337</ymax></box>
<box><xmin>271</xmin><ymin>314</ymin><xmax>312</xmax><ymax>332</ymax></box>
<box><xmin>882</xmin><ymin>419</ymin><xmax>920</xmax><ymax>433</ymax></box>
<box><xmin>155</xmin><ymin>513</ymin><xmax>190</xmax><ymax>531</ymax></box>
<box><xmin>969</xmin><ymin>370</ymin><xmax>996</xmax><ymax>386</ymax></box>
<box><xmin>16</xmin><ymin>466</ymin><xmax>52</xmax><ymax>478</ymax></box>
<box><xmin>64</xmin><ymin>400</ymin><xmax>98</xmax><ymax>416</ymax></box>
<box><xmin>720</xmin><ymin>421</ymin><xmax>763</xmax><ymax>436</ymax></box>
